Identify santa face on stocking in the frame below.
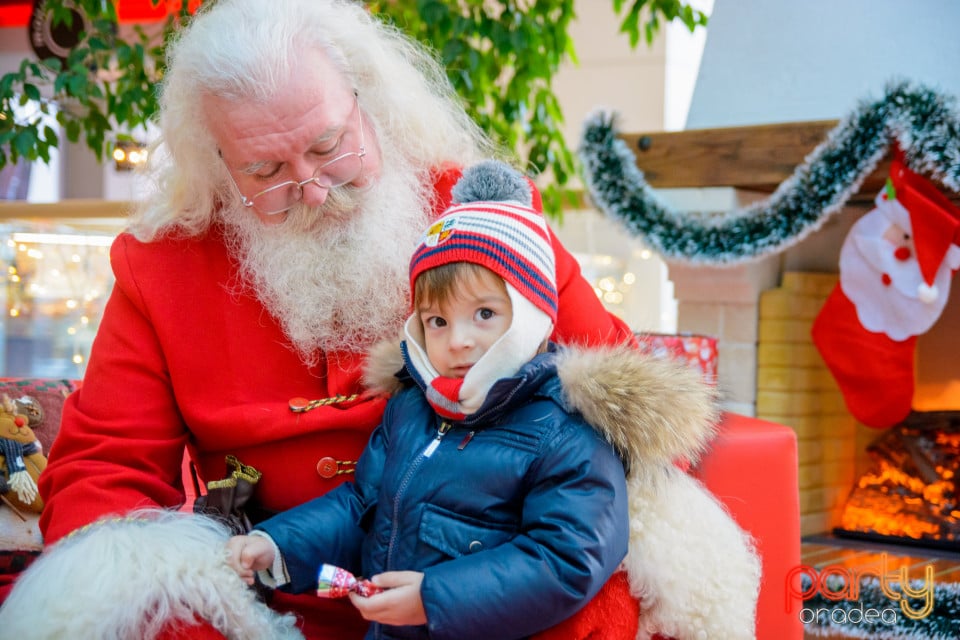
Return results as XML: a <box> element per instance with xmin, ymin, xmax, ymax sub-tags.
<box><xmin>840</xmin><ymin>188</ymin><xmax>960</xmax><ymax>342</ymax></box>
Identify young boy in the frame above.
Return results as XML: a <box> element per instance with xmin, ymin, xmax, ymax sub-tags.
<box><xmin>225</xmin><ymin>160</ymin><xmax>634</xmax><ymax>639</ymax></box>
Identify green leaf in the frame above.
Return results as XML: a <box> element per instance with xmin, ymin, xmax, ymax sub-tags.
<box><xmin>67</xmin><ymin>74</ymin><xmax>88</xmax><ymax>98</ymax></box>
<box><xmin>13</xmin><ymin>129</ymin><xmax>37</xmax><ymax>159</ymax></box>
<box><xmin>23</xmin><ymin>83</ymin><xmax>41</xmax><ymax>102</ymax></box>
<box><xmin>0</xmin><ymin>72</ymin><xmax>17</xmax><ymax>95</ymax></box>
<box><xmin>43</xmin><ymin>125</ymin><xmax>59</xmax><ymax>148</ymax></box>
<box><xmin>41</xmin><ymin>57</ymin><xmax>63</xmax><ymax>73</ymax></box>
<box><xmin>115</xmin><ymin>43</ymin><xmax>132</xmax><ymax>67</ymax></box>
<box><xmin>54</xmin><ymin>73</ymin><xmax>69</xmax><ymax>94</ymax></box>
<box><xmin>64</xmin><ymin>119</ymin><xmax>81</xmax><ymax>143</ymax></box>
<box><xmin>88</xmin><ymin>36</ymin><xmax>110</xmax><ymax>52</ymax></box>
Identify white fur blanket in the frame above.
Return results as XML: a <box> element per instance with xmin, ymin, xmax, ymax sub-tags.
<box><xmin>0</xmin><ymin>510</ymin><xmax>303</xmax><ymax>640</ymax></box>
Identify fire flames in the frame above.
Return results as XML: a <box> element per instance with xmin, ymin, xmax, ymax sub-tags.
<box><xmin>838</xmin><ymin>412</ymin><xmax>959</xmax><ymax>544</ymax></box>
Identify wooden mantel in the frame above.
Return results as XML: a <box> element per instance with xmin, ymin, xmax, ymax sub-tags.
<box><xmin>618</xmin><ymin>119</ymin><xmax>957</xmax><ymax>204</ymax></box>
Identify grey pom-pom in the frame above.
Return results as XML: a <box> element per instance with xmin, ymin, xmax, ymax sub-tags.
<box><xmin>451</xmin><ymin>160</ymin><xmax>532</xmax><ymax>206</ymax></box>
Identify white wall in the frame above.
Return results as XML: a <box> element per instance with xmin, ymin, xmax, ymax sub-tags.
<box><xmin>687</xmin><ymin>0</ymin><xmax>960</xmax><ymax>128</ymax></box>
<box><xmin>553</xmin><ymin>5</ymin><xmax>666</xmax><ymax>145</ymax></box>
<box><xmin>549</xmin><ymin>2</ymin><xmax>716</xmax><ymax>332</ymax></box>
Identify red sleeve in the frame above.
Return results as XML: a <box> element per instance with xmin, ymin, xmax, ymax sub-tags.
<box><xmin>431</xmin><ymin>165</ymin><xmax>636</xmax><ymax>348</ymax></box>
<box><xmin>38</xmin><ymin>235</ymin><xmax>189</xmax><ymax>544</ymax></box>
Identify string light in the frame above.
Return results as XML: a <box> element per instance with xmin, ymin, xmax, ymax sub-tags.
<box><xmin>3</xmin><ymin>227</ymin><xmax>116</xmax><ymax>377</ymax></box>
<box><xmin>112</xmin><ymin>140</ymin><xmax>149</xmax><ymax>171</ymax></box>
<box><xmin>574</xmin><ymin>252</ymin><xmax>636</xmax><ymax>309</ymax></box>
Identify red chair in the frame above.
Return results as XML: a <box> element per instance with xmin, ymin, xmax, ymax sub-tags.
<box><xmin>637</xmin><ymin>334</ymin><xmax>802</xmax><ymax>640</ymax></box>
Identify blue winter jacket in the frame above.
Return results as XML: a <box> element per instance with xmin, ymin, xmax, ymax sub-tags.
<box><xmin>257</xmin><ymin>348</ymin><xmax>629</xmax><ymax>640</ymax></box>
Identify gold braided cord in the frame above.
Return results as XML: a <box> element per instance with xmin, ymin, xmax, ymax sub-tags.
<box><xmin>223</xmin><ymin>454</ymin><xmax>262</xmax><ymax>483</ymax></box>
<box><xmin>289</xmin><ymin>393</ymin><xmax>360</xmax><ymax>413</ymax></box>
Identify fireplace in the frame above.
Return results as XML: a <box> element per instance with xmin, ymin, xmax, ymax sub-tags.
<box><xmin>666</xmin><ymin>233</ymin><xmax>960</xmax><ymax>546</ymax></box>
<box><xmin>610</xmin><ymin>117</ymin><xmax>960</xmax><ymax>545</ymax></box>
<box><xmin>744</xmin><ymin>267</ymin><xmax>960</xmax><ymax>546</ymax></box>
<box><xmin>834</xmin><ymin>411</ymin><xmax>959</xmax><ymax>550</ymax></box>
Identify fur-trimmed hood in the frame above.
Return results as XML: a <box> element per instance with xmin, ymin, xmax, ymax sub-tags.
<box><xmin>363</xmin><ymin>339</ymin><xmax>720</xmax><ymax>482</ymax></box>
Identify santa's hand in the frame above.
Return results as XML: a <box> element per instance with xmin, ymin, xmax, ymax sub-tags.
<box><xmin>348</xmin><ymin>571</ymin><xmax>426</xmax><ymax>626</ymax></box>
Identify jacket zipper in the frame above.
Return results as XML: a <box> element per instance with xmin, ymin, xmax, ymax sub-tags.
<box><xmin>385</xmin><ymin>420</ymin><xmax>452</xmax><ymax>572</ymax></box>
<box><xmin>422</xmin><ymin>420</ymin><xmax>452</xmax><ymax>457</ymax></box>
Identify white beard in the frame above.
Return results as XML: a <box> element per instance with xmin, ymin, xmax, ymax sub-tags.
<box><xmin>219</xmin><ymin>164</ymin><xmax>431</xmax><ymax>366</ymax></box>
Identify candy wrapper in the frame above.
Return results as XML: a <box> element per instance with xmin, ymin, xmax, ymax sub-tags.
<box><xmin>316</xmin><ymin>564</ymin><xmax>384</xmax><ymax>598</ymax></box>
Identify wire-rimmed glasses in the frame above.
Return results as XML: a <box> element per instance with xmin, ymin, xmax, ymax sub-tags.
<box><xmin>230</xmin><ymin>92</ymin><xmax>365</xmax><ymax>216</ymax></box>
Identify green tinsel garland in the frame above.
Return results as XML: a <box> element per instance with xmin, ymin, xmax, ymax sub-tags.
<box><xmin>579</xmin><ymin>80</ymin><xmax>960</xmax><ymax>265</ymax></box>
<box><xmin>801</xmin><ymin>576</ymin><xmax>960</xmax><ymax>640</ymax></box>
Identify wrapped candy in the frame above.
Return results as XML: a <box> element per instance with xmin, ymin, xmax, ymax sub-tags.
<box><xmin>316</xmin><ymin>564</ymin><xmax>384</xmax><ymax>598</ymax></box>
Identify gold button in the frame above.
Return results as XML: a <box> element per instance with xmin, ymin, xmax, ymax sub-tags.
<box><xmin>316</xmin><ymin>457</ymin><xmax>339</xmax><ymax>478</ymax></box>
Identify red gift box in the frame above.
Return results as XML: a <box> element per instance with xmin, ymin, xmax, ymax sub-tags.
<box><xmin>635</xmin><ymin>332</ymin><xmax>718</xmax><ymax>385</ymax></box>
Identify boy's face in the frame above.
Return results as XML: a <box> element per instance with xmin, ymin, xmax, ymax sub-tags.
<box><xmin>418</xmin><ymin>269</ymin><xmax>513</xmax><ymax>378</ymax></box>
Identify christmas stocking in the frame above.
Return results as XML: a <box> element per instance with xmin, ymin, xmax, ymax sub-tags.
<box><xmin>812</xmin><ymin>156</ymin><xmax>960</xmax><ymax>428</ymax></box>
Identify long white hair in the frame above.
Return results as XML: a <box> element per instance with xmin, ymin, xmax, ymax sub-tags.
<box><xmin>130</xmin><ymin>0</ymin><xmax>495</xmax><ymax>241</ymax></box>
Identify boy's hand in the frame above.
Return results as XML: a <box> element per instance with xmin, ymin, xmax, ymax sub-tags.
<box><xmin>348</xmin><ymin>570</ymin><xmax>426</xmax><ymax>626</ymax></box>
<box><xmin>225</xmin><ymin>534</ymin><xmax>275</xmax><ymax>585</ymax></box>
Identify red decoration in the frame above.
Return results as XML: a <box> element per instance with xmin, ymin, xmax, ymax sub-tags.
<box><xmin>636</xmin><ymin>332</ymin><xmax>718</xmax><ymax>385</ymax></box>
<box><xmin>813</xmin><ymin>158</ymin><xmax>960</xmax><ymax>428</ymax></box>
<box><xmin>0</xmin><ymin>1</ymin><xmax>202</xmax><ymax>29</ymax></box>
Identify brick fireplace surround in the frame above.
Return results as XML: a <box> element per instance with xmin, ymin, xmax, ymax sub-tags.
<box><xmin>626</xmin><ymin>120</ymin><xmax>960</xmax><ymax>540</ymax></box>
<box><xmin>671</xmin><ymin>261</ymin><xmax>862</xmax><ymax>537</ymax></box>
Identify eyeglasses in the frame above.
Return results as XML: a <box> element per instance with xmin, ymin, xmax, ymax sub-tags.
<box><xmin>230</xmin><ymin>92</ymin><xmax>366</xmax><ymax>216</ymax></box>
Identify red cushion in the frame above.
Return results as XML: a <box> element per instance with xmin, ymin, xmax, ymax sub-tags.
<box><xmin>693</xmin><ymin>412</ymin><xmax>802</xmax><ymax>640</ymax></box>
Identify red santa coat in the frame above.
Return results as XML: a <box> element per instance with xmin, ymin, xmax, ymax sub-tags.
<box><xmin>35</xmin><ymin>170</ymin><xmax>636</xmax><ymax>638</ymax></box>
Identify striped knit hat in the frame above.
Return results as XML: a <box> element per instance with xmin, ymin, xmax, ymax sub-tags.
<box><xmin>409</xmin><ymin>161</ymin><xmax>558</xmax><ymax>321</ymax></box>
<box><xmin>403</xmin><ymin>161</ymin><xmax>557</xmax><ymax>419</ymax></box>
